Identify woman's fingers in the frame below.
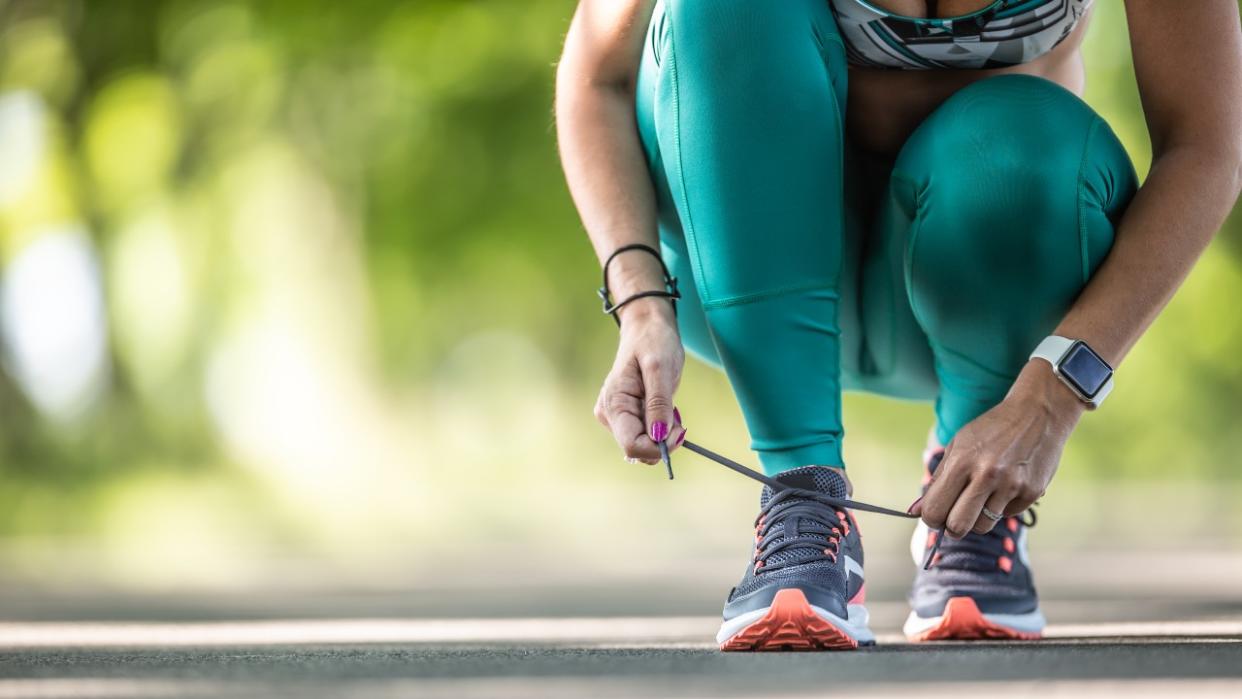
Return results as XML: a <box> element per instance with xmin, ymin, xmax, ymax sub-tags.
<box><xmin>593</xmin><ymin>385</ymin><xmax>611</xmax><ymax>428</ymax></box>
<box><xmin>596</xmin><ymin>340</ymin><xmax>686</xmax><ymax>466</ymax></box>
<box><xmin>943</xmin><ymin>476</ymin><xmax>995</xmax><ymax>539</ymax></box>
<box><xmin>667</xmin><ymin>420</ymin><xmax>687</xmax><ymax>453</ymax></box>
<box><xmin>607</xmin><ymin>397</ymin><xmax>660</xmax><ymax>463</ymax></box>
<box><xmin>970</xmin><ymin>489</ymin><xmax>1015</xmax><ymax>535</ymax></box>
<box><xmin>918</xmin><ymin>447</ymin><xmax>969</xmax><ymax>531</ymax></box>
<box><xmin>661</xmin><ymin>406</ymin><xmax>688</xmax><ymax>455</ymax></box>
<box><xmin>639</xmin><ymin>353</ymin><xmax>678</xmax><ymax>446</ymax></box>
<box><xmin>1004</xmin><ymin>484</ymin><xmax>1043</xmax><ymax>518</ymax></box>
<box><xmin>599</xmin><ymin>369</ymin><xmax>661</xmax><ymax>463</ymax></box>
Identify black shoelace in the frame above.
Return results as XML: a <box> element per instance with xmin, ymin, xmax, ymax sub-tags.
<box><xmin>681</xmin><ymin>441</ymin><xmax>919</xmax><ymax>573</ymax></box>
<box><xmin>753</xmin><ymin>488</ymin><xmax>850</xmax><ymax>572</ymax></box>
<box><xmin>678</xmin><ymin>440</ymin><xmax>1037</xmax><ymax>572</ymax></box>
<box><xmin>923</xmin><ymin>509</ymin><xmax>1038</xmax><ymax>573</ymax></box>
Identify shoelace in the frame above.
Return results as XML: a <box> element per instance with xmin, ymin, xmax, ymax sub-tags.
<box><xmin>753</xmin><ymin>488</ymin><xmax>853</xmax><ymax>572</ymax></box>
<box><xmin>681</xmin><ymin>441</ymin><xmax>918</xmax><ymax>573</ymax></box>
<box><xmin>681</xmin><ymin>441</ymin><xmax>918</xmax><ymax>517</ymax></box>
<box><xmin>923</xmin><ymin>509</ymin><xmax>1038</xmax><ymax>572</ymax></box>
<box><xmin>678</xmin><ymin>440</ymin><xmax>1038</xmax><ymax>573</ymax></box>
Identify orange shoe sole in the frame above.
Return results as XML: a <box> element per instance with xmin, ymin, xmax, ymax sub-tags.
<box><xmin>907</xmin><ymin>597</ymin><xmax>1042</xmax><ymax>642</ymax></box>
<box><xmin>719</xmin><ymin>589</ymin><xmax>861</xmax><ymax>652</ymax></box>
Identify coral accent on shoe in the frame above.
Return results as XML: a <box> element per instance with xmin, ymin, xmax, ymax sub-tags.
<box><xmin>848</xmin><ymin>584</ymin><xmax>866</xmax><ymax>605</ymax></box>
<box><xmin>719</xmin><ymin>589</ymin><xmax>859</xmax><ymax>652</ymax></box>
<box><xmin>908</xmin><ymin>597</ymin><xmax>1042</xmax><ymax>642</ymax></box>
<box><xmin>998</xmin><ymin>556</ymin><xmax>1013</xmax><ymax>573</ymax></box>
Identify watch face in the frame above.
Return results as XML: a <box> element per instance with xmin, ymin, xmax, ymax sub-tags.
<box><xmin>1059</xmin><ymin>342</ymin><xmax>1113</xmax><ymax>399</ymax></box>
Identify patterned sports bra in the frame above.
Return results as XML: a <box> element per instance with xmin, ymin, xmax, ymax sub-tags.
<box><xmin>830</xmin><ymin>0</ymin><xmax>1093</xmax><ymax>70</ymax></box>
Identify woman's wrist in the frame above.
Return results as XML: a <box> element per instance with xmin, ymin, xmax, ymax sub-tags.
<box><xmin>603</xmin><ymin>245</ymin><xmax>678</xmax><ymax>327</ymax></box>
<box><xmin>616</xmin><ymin>295</ymin><xmax>678</xmax><ymax>328</ymax></box>
<box><xmin>606</xmin><ymin>250</ymin><xmax>667</xmax><ymax>297</ymax></box>
<box><xmin>1009</xmin><ymin>359</ymin><xmax>1088</xmax><ymax>430</ymax></box>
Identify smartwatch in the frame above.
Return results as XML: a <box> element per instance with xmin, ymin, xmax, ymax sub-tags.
<box><xmin>1029</xmin><ymin>336</ymin><xmax>1114</xmax><ymax>408</ymax></box>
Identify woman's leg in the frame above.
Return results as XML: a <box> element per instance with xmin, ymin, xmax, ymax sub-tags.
<box><xmin>634</xmin><ymin>0</ymin><xmax>851</xmax><ymax>474</ymax></box>
<box><xmin>888</xmin><ymin>74</ymin><xmax>1139</xmax><ymax>446</ymax></box>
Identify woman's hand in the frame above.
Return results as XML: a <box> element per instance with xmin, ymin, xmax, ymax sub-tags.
<box><xmin>594</xmin><ymin>300</ymin><xmax>687</xmax><ymax>464</ymax></box>
<box><xmin>913</xmin><ymin>361</ymin><xmax>1087</xmax><ymax>538</ymax></box>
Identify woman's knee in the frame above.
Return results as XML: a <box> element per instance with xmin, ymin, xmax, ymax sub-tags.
<box><xmin>892</xmin><ymin>76</ymin><xmax>1138</xmax><ymax>344</ymax></box>
<box><xmin>897</xmin><ymin>76</ymin><xmax>1137</xmax><ymax>300</ymax></box>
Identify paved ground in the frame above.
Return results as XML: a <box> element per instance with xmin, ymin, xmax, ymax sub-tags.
<box><xmin>3</xmin><ymin>639</ymin><xmax>1242</xmax><ymax>698</ymax></box>
<box><xmin>2</xmin><ymin>625</ymin><xmax>1242</xmax><ymax>697</ymax></box>
<box><xmin>2</xmin><ymin>552</ymin><xmax>1242</xmax><ymax>698</ymax></box>
<box><xmin>2</xmin><ymin>601</ymin><xmax>1242</xmax><ymax>697</ymax></box>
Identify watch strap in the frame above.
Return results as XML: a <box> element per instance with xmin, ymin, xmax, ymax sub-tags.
<box><xmin>1030</xmin><ymin>336</ymin><xmax>1075</xmax><ymax>366</ymax></box>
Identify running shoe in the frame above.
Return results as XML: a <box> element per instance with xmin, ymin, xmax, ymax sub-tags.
<box><xmin>904</xmin><ymin>447</ymin><xmax>1045</xmax><ymax>641</ymax></box>
<box><xmin>717</xmin><ymin>466</ymin><xmax>874</xmax><ymax>651</ymax></box>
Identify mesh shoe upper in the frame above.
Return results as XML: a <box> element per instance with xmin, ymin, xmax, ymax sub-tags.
<box><xmin>909</xmin><ymin>449</ymin><xmax>1040</xmax><ymax>617</ymax></box>
<box><xmin>723</xmin><ymin>466</ymin><xmax>865</xmax><ymax>621</ymax></box>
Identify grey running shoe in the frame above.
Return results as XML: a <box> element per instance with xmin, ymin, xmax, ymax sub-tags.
<box><xmin>717</xmin><ymin>466</ymin><xmax>874</xmax><ymax>651</ymax></box>
<box><xmin>904</xmin><ymin>448</ymin><xmax>1045</xmax><ymax>640</ymax></box>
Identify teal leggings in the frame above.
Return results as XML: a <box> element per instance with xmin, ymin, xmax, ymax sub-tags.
<box><xmin>634</xmin><ymin>0</ymin><xmax>1138</xmax><ymax>473</ymax></box>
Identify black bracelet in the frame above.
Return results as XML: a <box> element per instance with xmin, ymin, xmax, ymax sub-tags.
<box><xmin>597</xmin><ymin>243</ymin><xmax>680</xmax><ymax>326</ymax></box>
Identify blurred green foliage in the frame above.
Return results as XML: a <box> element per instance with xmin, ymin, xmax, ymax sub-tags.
<box><xmin>0</xmin><ymin>0</ymin><xmax>1238</xmax><ymax>582</ymax></box>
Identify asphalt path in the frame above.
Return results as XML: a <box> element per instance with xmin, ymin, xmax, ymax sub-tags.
<box><xmin>3</xmin><ymin>636</ymin><xmax>1242</xmax><ymax>698</ymax></box>
<box><xmin>2</xmin><ymin>611</ymin><xmax>1241</xmax><ymax>698</ymax></box>
<box><xmin>3</xmin><ymin>553</ymin><xmax>1242</xmax><ymax>698</ymax></box>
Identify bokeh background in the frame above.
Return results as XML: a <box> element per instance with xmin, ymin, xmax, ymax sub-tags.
<box><xmin>0</xmin><ymin>0</ymin><xmax>1238</xmax><ymax>602</ymax></box>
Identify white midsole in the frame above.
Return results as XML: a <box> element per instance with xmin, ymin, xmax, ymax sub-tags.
<box><xmin>716</xmin><ymin>601</ymin><xmax>874</xmax><ymax>645</ymax></box>
<box><xmin>902</xmin><ymin>606</ymin><xmax>1046</xmax><ymax>637</ymax></box>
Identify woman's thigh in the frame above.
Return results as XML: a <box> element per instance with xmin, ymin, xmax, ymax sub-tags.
<box><xmin>634</xmin><ymin>0</ymin><xmax>851</xmax><ymax>369</ymax></box>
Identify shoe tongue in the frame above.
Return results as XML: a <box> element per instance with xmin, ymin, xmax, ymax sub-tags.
<box><xmin>760</xmin><ymin>466</ymin><xmax>848</xmax><ymax>508</ymax></box>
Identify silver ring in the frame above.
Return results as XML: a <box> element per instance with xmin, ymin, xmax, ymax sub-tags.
<box><xmin>981</xmin><ymin>507</ymin><xmax>1003</xmax><ymax>522</ymax></box>
<box><xmin>625</xmin><ymin>457</ymin><xmax>640</xmax><ymax>464</ymax></box>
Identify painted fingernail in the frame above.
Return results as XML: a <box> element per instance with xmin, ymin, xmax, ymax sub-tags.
<box><xmin>906</xmin><ymin>496</ymin><xmax>923</xmax><ymax>514</ymax></box>
<box><xmin>675</xmin><ymin>429</ymin><xmax>687</xmax><ymax>447</ymax></box>
<box><xmin>673</xmin><ymin>407</ymin><xmax>682</xmax><ymax>425</ymax></box>
<box><xmin>650</xmin><ymin>421</ymin><xmax>669</xmax><ymax>442</ymax></box>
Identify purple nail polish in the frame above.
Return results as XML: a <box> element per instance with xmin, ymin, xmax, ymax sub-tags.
<box><xmin>650</xmin><ymin>421</ymin><xmax>669</xmax><ymax>442</ymax></box>
<box><xmin>675</xmin><ymin>429</ymin><xmax>687</xmax><ymax>447</ymax></box>
<box><xmin>673</xmin><ymin>407</ymin><xmax>682</xmax><ymax>425</ymax></box>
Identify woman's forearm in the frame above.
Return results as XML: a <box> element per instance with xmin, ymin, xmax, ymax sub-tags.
<box><xmin>1049</xmin><ymin>146</ymin><xmax>1241</xmax><ymax>368</ymax></box>
<box><xmin>1053</xmin><ymin>0</ymin><xmax>1242</xmax><ymax>374</ymax></box>
<box><xmin>555</xmin><ymin>2</ymin><xmax>671</xmax><ymax>325</ymax></box>
<box><xmin>555</xmin><ymin>82</ymin><xmax>669</xmax><ymax>320</ymax></box>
